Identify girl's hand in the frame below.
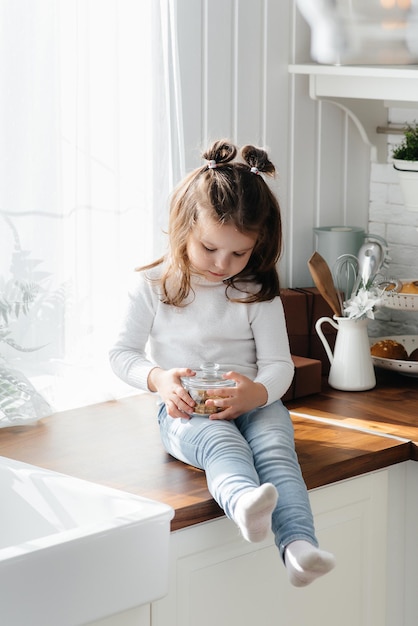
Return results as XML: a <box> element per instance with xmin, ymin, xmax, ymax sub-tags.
<box><xmin>147</xmin><ymin>367</ymin><xmax>196</xmax><ymax>418</ymax></box>
<box><xmin>205</xmin><ymin>371</ymin><xmax>267</xmax><ymax>420</ymax></box>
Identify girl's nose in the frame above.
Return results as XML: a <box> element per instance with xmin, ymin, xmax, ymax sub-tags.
<box><xmin>214</xmin><ymin>254</ymin><xmax>228</xmax><ymax>270</ymax></box>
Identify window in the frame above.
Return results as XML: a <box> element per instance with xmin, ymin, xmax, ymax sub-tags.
<box><xmin>0</xmin><ymin>0</ymin><xmax>183</xmax><ymax>412</ymax></box>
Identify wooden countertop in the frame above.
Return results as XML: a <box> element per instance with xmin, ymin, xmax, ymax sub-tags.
<box><xmin>287</xmin><ymin>369</ymin><xmax>418</xmax><ymax>453</ymax></box>
<box><xmin>0</xmin><ymin>369</ymin><xmax>416</xmax><ymax>531</ymax></box>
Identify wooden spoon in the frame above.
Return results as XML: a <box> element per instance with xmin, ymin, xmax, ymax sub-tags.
<box><xmin>308</xmin><ymin>251</ymin><xmax>342</xmax><ymax>317</ymax></box>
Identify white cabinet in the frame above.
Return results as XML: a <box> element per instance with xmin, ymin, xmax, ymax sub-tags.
<box><xmin>85</xmin><ymin>463</ymin><xmax>418</xmax><ymax>625</ymax></box>
<box><xmin>386</xmin><ymin>461</ymin><xmax>418</xmax><ymax>626</ymax></box>
<box><xmin>152</xmin><ymin>470</ymin><xmax>389</xmax><ymax>626</ymax></box>
<box><xmin>403</xmin><ymin>461</ymin><xmax>418</xmax><ymax>625</ymax></box>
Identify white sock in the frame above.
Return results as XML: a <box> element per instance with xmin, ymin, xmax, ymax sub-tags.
<box><xmin>234</xmin><ymin>483</ymin><xmax>278</xmax><ymax>543</ymax></box>
<box><xmin>285</xmin><ymin>540</ymin><xmax>336</xmax><ymax>587</ymax></box>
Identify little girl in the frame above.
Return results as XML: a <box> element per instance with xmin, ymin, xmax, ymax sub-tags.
<box><xmin>110</xmin><ymin>139</ymin><xmax>335</xmax><ymax>587</ymax></box>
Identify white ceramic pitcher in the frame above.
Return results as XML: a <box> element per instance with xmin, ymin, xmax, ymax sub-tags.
<box><xmin>315</xmin><ymin>316</ymin><xmax>376</xmax><ymax>391</ymax></box>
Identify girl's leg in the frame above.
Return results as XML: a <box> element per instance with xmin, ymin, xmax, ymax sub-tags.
<box><xmin>158</xmin><ymin>402</ymin><xmax>335</xmax><ymax>585</ymax></box>
<box><xmin>236</xmin><ymin>400</ymin><xmax>318</xmax><ymax>557</ymax></box>
<box><xmin>236</xmin><ymin>400</ymin><xmax>335</xmax><ymax>585</ymax></box>
<box><xmin>157</xmin><ymin>404</ymin><xmax>267</xmax><ymax>520</ymax></box>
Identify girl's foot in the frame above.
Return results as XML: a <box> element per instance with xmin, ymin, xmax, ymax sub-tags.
<box><xmin>234</xmin><ymin>483</ymin><xmax>278</xmax><ymax>543</ymax></box>
<box><xmin>285</xmin><ymin>540</ymin><xmax>336</xmax><ymax>587</ymax></box>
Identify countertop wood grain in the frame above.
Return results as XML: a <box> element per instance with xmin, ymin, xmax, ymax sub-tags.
<box><xmin>0</xmin><ymin>369</ymin><xmax>416</xmax><ymax>531</ymax></box>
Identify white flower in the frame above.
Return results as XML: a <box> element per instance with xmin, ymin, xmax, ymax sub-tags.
<box><xmin>343</xmin><ymin>286</ymin><xmax>383</xmax><ymax>320</ymax></box>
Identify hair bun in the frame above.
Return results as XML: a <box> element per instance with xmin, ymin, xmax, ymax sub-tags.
<box><xmin>241</xmin><ymin>145</ymin><xmax>275</xmax><ymax>176</ymax></box>
<box><xmin>202</xmin><ymin>140</ymin><xmax>237</xmax><ymax>166</ymax></box>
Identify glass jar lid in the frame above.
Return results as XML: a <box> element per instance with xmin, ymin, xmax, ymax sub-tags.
<box><xmin>181</xmin><ymin>362</ymin><xmax>235</xmax><ymax>390</ymax></box>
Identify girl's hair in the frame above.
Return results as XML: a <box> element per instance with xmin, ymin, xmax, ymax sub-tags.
<box><xmin>141</xmin><ymin>139</ymin><xmax>283</xmax><ymax>306</ymax></box>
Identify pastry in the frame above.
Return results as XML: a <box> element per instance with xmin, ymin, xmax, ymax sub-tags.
<box><xmin>370</xmin><ymin>339</ymin><xmax>408</xmax><ymax>360</ymax></box>
<box><xmin>400</xmin><ymin>280</ymin><xmax>418</xmax><ymax>294</ymax></box>
<box><xmin>408</xmin><ymin>348</ymin><xmax>418</xmax><ymax>362</ymax></box>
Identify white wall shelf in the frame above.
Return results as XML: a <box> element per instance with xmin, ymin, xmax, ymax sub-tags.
<box><xmin>289</xmin><ymin>64</ymin><xmax>418</xmax><ymax>162</ymax></box>
<box><xmin>289</xmin><ymin>64</ymin><xmax>418</xmax><ymax>102</ymax></box>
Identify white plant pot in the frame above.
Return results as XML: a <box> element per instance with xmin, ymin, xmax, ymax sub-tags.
<box><xmin>393</xmin><ymin>159</ymin><xmax>418</xmax><ymax>212</ymax></box>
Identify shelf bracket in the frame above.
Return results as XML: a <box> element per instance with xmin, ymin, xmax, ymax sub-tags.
<box><xmin>308</xmin><ymin>81</ymin><xmax>389</xmax><ymax>162</ymax></box>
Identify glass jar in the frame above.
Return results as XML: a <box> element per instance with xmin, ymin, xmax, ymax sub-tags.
<box><xmin>181</xmin><ymin>362</ymin><xmax>236</xmax><ymax>416</ymax></box>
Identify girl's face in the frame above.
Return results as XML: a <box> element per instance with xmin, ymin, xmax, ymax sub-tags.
<box><xmin>187</xmin><ymin>212</ymin><xmax>257</xmax><ymax>282</ymax></box>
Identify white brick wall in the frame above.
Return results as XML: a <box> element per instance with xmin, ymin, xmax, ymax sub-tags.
<box><xmin>368</xmin><ymin>107</ymin><xmax>418</xmax><ymax>336</ymax></box>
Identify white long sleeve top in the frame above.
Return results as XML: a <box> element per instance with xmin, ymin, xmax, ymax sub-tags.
<box><xmin>109</xmin><ymin>266</ymin><xmax>294</xmax><ymax>405</ymax></box>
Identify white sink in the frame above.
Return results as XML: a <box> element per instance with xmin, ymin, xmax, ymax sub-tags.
<box><xmin>0</xmin><ymin>455</ymin><xmax>174</xmax><ymax>626</ymax></box>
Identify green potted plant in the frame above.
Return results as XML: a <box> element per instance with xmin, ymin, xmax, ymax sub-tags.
<box><xmin>392</xmin><ymin>122</ymin><xmax>418</xmax><ymax>212</ymax></box>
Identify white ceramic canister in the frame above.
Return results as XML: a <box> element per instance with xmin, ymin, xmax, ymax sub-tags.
<box><xmin>314</xmin><ymin>226</ymin><xmax>366</xmax><ymax>272</ymax></box>
<box><xmin>314</xmin><ymin>226</ymin><xmax>387</xmax><ymax>297</ymax></box>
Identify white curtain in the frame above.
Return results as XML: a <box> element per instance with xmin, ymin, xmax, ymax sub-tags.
<box><xmin>0</xmin><ymin>0</ymin><xmax>184</xmax><ymax>411</ymax></box>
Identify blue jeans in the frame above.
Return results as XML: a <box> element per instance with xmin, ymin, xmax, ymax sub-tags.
<box><xmin>157</xmin><ymin>400</ymin><xmax>318</xmax><ymax>558</ymax></box>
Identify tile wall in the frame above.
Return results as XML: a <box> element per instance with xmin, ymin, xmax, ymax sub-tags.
<box><xmin>369</xmin><ymin>106</ymin><xmax>418</xmax><ymax>337</ymax></box>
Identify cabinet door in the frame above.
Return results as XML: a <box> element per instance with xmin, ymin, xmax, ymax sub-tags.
<box><xmin>404</xmin><ymin>461</ymin><xmax>418</xmax><ymax>625</ymax></box>
<box><xmin>387</xmin><ymin>461</ymin><xmax>418</xmax><ymax>626</ymax></box>
<box><xmin>152</xmin><ymin>470</ymin><xmax>388</xmax><ymax>626</ymax></box>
